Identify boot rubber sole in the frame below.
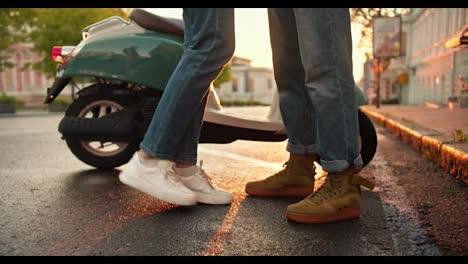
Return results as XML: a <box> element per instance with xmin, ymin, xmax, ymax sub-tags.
<box><xmin>245</xmin><ymin>187</ymin><xmax>313</xmax><ymax>197</ymax></box>
<box><xmin>286</xmin><ymin>208</ymin><xmax>360</xmax><ymax>224</ymax></box>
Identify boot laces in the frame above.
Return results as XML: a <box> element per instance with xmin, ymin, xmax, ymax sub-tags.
<box><xmin>308</xmin><ymin>174</ymin><xmax>340</xmax><ymax>202</ymax></box>
<box><xmin>280</xmin><ymin>159</ymin><xmax>315</xmax><ymax>173</ymax></box>
<box><xmin>264</xmin><ymin>161</ymin><xmax>292</xmax><ymax>182</ymax></box>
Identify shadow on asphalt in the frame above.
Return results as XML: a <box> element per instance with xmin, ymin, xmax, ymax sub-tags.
<box><xmin>64</xmin><ymin>168</ymin><xmax>123</xmax><ymax>192</ymax></box>
<box><xmin>95</xmin><ymin>203</ymin><xmax>231</xmax><ymax>255</ymax></box>
<box><xmin>66</xmin><ymin>168</ymin><xmax>121</xmax><ymax>184</ymax></box>
<box><xmin>221</xmin><ymin>191</ymin><xmax>398</xmax><ymax>256</ymax></box>
<box><xmin>51</xmin><ymin>168</ymin><xmax>438</xmax><ymax>256</ymax></box>
<box><xmin>57</xmin><ymin>168</ymin><xmax>231</xmax><ymax>255</ymax></box>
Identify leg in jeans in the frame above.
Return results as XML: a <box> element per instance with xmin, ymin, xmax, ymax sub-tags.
<box><xmin>173</xmin><ymin>95</ymin><xmax>208</xmax><ymax>163</ymax></box>
<box><xmin>293</xmin><ymin>8</ymin><xmax>362</xmax><ymax>172</ymax></box>
<box><xmin>284</xmin><ymin>8</ymin><xmax>375</xmax><ymax>224</ymax></box>
<box><xmin>120</xmin><ymin>8</ymin><xmax>235</xmax><ymax>206</ymax></box>
<box><xmin>268</xmin><ymin>8</ymin><xmax>318</xmax><ymax>156</ymax></box>
<box><xmin>140</xmin><ymin>8</ymin><xmax>235</xmax><ymax>164</ymax></box>
<box><xmin>244</xmin><ymin>9</ymin><xmax>318</xmax><ymax>197</ymax></box>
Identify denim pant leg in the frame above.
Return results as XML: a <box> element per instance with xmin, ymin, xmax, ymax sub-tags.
<box><xmin>140</xmin><ymin>8</ymin><xmax>235</xmax><ymax>163</ymax></box>
<box><xmin>293</xmin><ymin>8</ymin><xmax>363</xmax><ymax>172</ymax></box>
<box><xmin>173</xmin><ymin>95</ymin><xmax>208</xmax><ymax>163</ymax></box>
<box><xmin>267</xmin><ymin>8</ymin><xmax>318</xmax><ymax>156</ymax></box>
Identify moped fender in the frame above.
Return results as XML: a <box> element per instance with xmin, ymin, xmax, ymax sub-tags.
<box><xmin>44</xmin><ymin>76</ymin><xmax>72</xmax><ymax>104</ymax></box>
<box><xmin>63</xmin><ymin>32</ymin><xmax>184</xmax><ymax>92</ymax></box>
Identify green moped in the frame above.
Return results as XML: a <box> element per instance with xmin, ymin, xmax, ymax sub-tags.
<box><xmin>44</xmin><ymin>9</ymin><xmax>377</xmax><ymax>169</ymax></box>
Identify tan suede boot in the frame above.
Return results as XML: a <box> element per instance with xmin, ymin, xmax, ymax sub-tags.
<box><xmin>245</xmin><ymin>154</ymin><xmax>318</xmax><ymax>197</ymax></box>
<box><xmin>286</xmin><ymin>168</ymin><xmax>375</xmax><ymax>224</ymax></box>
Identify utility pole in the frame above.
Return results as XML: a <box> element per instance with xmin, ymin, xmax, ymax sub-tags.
<box><xmin>376</xmin><ymin>58</ymin><xmax>381</xmax><ymax>109</ymax></box>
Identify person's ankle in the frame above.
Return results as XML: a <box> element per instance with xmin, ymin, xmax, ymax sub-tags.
<box><xmin>175</xmin><ymin>162</ymin><xmax>196</xmax><ymax>168</ymax></box>
<box><xmin>291</xmin><ymin>153</ymin><xmax>319</xmax><ymax>161</ymax></box>
<box><xmin>137</xmin><ymin>150</ymin><xmax>167</xmax><ymax>168</ymax></box>
<box><xmin>138</xmin><ymin>150</ymin><xmax>154</xmax><ymax>160</ymax></box>
<box><xmin>175</xmin><ymin>163</ymin><xmax>197</xmax><ymax>177</ymax></box>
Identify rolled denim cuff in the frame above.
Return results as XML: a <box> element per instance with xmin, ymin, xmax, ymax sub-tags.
<box><xmin>139</xmin><ymin>143</ymin><xmax>197</xmax><ymax>164</ymax></box>
<box><xmin>321</xmin><ymin>154</ymin><xmax>363</xmax><ymax>173</ymax></box>
<box><xmin>286</xmin><ymin>141</ymin><xmax>318</xmax><ymax>155</ymax></box>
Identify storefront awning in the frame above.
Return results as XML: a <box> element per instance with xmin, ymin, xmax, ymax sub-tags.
<box><xmin>445</xmin><ymin>25</ymin><xmax>468</xmax><ymax>49</ymax></box>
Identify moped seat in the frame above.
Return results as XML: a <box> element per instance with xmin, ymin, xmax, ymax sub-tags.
<box><xmin>130</xmin><ymin>8</ymin><xmax>184</xmax><ymax>38</ymax></box>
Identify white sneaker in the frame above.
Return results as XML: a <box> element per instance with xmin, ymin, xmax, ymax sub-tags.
<box><xmin>119</xmin><ymin>153</ymin><xmax>197</xmax><ymax>206</ymax></box>
<box><xmin>178</xmin><ymin>161</ymin><xmax>233</xmax><ymax>205</ymax></box>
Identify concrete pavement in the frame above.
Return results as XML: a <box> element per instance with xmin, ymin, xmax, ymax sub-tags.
<box><xmin>360</xmin><ymin>105</ymin><xmax>468</xmax><ymax>184</ymax></box>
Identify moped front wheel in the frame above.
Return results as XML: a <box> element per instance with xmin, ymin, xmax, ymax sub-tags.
<box><xmin>64</xmin><ymin>94</ymin><xmax>140</xmax><ymax>169</ymax></box>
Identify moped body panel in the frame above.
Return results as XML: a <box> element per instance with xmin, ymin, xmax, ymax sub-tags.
<box><xmin>64</xmin><ymin>32</ymin><xmax>184</xmax><ymax>91</ymax></box>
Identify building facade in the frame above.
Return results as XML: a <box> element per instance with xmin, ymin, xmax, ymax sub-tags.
<box><xmin>404</xmin><ymin>8</ymin><xmax>467</xmax><ymax>105</ymax></box>
<box><xmin>217</xmin><ymin>56</ymin><xmax>276</xmax><ymax>105</ymax></box>
<box><xmin>0</xmin><ymin>43</ymin><xmax>60</xmax><ymax>105</ymax></box>
<box><xmin>362</xmin><ymin>8</ymin><xmax>467</xmax><ymax>106</ymax></box>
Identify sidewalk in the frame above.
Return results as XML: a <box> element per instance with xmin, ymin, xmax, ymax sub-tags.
<box><xmin>361</xmin><ymin>105</ymin><xmax>468</xmax><ymax>184</ymax></box>
<box><xmin>0</xmin><ymin>110</ymin><xmax>64</xmax><ymax>118</ymax></box>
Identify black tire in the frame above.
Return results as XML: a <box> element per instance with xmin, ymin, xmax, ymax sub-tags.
<box><xmin>63</xmin><ymin>93</ymin><xmax>140</xmax><ymax>169</ymax></box>
<box><xmin>358</xmin><ymin>108</ymin><xmax>377</xmax><ymax>167</ymax></box>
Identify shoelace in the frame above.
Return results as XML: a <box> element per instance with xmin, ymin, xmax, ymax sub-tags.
<box><xmin>165</xmin><ymin>164</ymin><xmax>184</xmax><ymax>187</ymax></box>
<box><xmin>197</xmin><ymin>160</ymin><xmax>215</xmax><ymax>190</ymax></box>
<box><xmin>309</xmin><ymin>176</ymin><xmax>334</xmax><ymax>200</ymax></box>
<box><xmin>262</xmin><ymin>161</ymin><xmax>298</xmax><ymax>183</ymax></box>
<box><xmin>309</xmin><ymin>172</ymin><xmax>375</xmax><ymax>202</ymax></box>
<box><xmin>271</xmin><ymin>160</ymin><xmax>315</xmax><ymax>179</ymax></box>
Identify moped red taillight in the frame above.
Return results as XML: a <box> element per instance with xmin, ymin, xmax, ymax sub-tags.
<box><xmin>51</xmin><ymin>46</ymin><xmax>62</xmax><ymax>62</ymax></box>
<box><xmin>51</xmin><ymin>46</ymin><xmax>76</xmax><ymax>63</ymax></box>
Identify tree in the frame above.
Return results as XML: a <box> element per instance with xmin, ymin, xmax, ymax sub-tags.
<box><xmin>25</xmin><ymin>8</ymin><xmax>128</xmax><ymax>77</ymax></box>
<box><xmin>350</xmin><ymin>8</ymin><xmax>411</xmax><ymax>58</ymax></box>
<box><xmin>213</xmin><ymin>64</ymin><xmax>232</xmax><ymax>88</ymax></box>
<box><xmin>0</xmin><ymin>9</ymin><xmax>36</xmax><ymax>71</ymax></box>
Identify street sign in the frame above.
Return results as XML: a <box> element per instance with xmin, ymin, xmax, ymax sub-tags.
<box><xmin>372</xmin><ymin>16</ymin><xmax>402</xmax><ymax>109</ymax></box>
<box><xmin>373</xmin><ymin>16</ymin><xmax>402</xmax><ymax>59</ymax></box>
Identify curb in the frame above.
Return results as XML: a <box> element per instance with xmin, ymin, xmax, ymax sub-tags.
<box><xmin>360</xmin><ymin>106</ymin><xmax>467</xmax><ymax>184</ymax></box>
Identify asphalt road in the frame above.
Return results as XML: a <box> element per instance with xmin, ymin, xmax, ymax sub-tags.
<box><xmin>0</xmin><ymin>109</ymin><xmax>466</xmax><ymax>256</ymax></box>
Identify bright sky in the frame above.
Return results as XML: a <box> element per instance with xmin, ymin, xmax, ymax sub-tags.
<box><xmin>144</xmin><ymin>8</ymin><xmax>366</xmax><ymax>81</ymax></box>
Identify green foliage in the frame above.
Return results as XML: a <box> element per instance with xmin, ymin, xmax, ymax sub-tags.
<box><xmin>0</xmin><ymin>8</ymin><xmax>128</xmax><ymax>76</ymax></box>
<box><xmin>0</xmin><ymin>9</ymin><xmax>36</xmax><ymax>71</ymax></box>
<box><xmin>49</xmin><ymin>97</ymin><xmax>72</xmax><ymax>112</ymax></box>
<box><xmin>0</xmin><ymin>94</ymin><xmax>17</xmax><ymax>103</ymax></box>
<box><xmin>52</xmin><ymin>97</ymin><xmax>71</xmax><ymax>105</ymax></box>
<box><xmin>27</xmin><ymin>8</ymin><xmax>128</xmax><ymax>77</ymax></box>
<box><xmin>350</xmin><ymin>8</ymin><xmax>411</xmax><ymax>58</ymax></box>
<box><xmin>452</xmin><ymin>129</ymin><xmax>467</xmax><ymax>143</ymax></box>
<box><xmin>213</xmin><ymin>64</ymin><xmax>232</xmax><ymax>88</ymax></box>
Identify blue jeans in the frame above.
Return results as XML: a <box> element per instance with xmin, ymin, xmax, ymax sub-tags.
<box><xmin>268</xmin><ymin>8</ymin><xmax>363</xmax><ymax>173</ymax></box>
<box><xmin>140</xmin><ymin>8</ymin><xmax>235</xmax><ymax>164</ymax></box>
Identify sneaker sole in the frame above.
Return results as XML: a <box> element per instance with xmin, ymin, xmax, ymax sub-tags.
<box><xmin>119</xmin><ymin>170</ymin><xmax>197</xmax><ymax>206</ymax></box>
<box><xmin>286</xmin><ymin>208</ymin><xmax>360</xmax><ymax>224</ymax></box>
<box><xmin>196</xmin><ymin>193</ymin><xmax>233</xmax><ymax>205</ymax></box>
<box><xmin>245</xmin><ymin>187</ymin><xmax>313</xmax><ymax>197</ymax></box>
